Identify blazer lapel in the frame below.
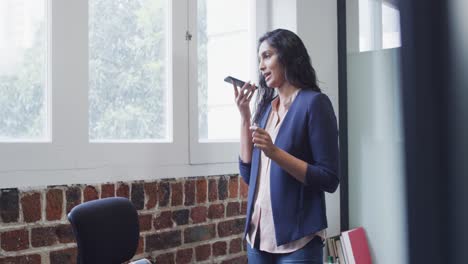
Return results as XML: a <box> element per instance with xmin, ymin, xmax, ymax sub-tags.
<box><xmin>249</xmin><ymin>104</ymin><xmax>272</xmax><ymax>192</ymax></box>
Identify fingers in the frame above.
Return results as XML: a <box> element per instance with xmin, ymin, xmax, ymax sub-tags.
<box><xmin>250</xmin><ymin>126</ymin><xmax>271</xmax><ymax>147</ymax></box>
<box><xmin>252</xmin><ymin>134</ymin><xmax>269</xmax><ymax>143</ymax></box>
<box><xmin>240</xmin><ymin>81</ymin><xmax>251</xmax><ymax>97</ymax></box>
<box><xmin>233</xmin><ymin>83</ymin><xmax>239</xmax><ymax>98</ymax></box>
<box><xmin>250</xmin><ymin>126</ymin><xmax>266</xmax><ymax>134</ymax></box>
<box><xmin>245</xmin><ymin>83</ymin><xmax>257</xmax><ymax>101</ymax></box>
<box><xmin>247</xmin><ymin>88</ymin><xmax>256</xmax><ymax>101</ymax></box>
<box><xmin>237</xmin><ymin>81</ymin><xmax>256</xmax><ymax>104</ymax></box>
<box><xmin>241</xmin><ymin>81</ymin><xmax>250</xmax><ymax>91</ymax></box>
<box><xmin>242</xmin><ymin>81</ymin><xmax>257</xmax><ymax>93</ymax></box>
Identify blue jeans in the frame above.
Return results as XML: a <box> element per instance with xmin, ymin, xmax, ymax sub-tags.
<box><xmin>247</xmin><ymin>236</ymin><xmax>324</xmax><ymax>264</ymax></box>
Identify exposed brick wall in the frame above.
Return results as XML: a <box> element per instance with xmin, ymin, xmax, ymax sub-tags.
<box><xmin>0</xmin><ymin>175</ymin><xmax>249</xmax><ymax>264</ymax></box>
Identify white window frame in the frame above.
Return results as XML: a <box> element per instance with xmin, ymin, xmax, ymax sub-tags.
<box><xmin>0</xmin><ymin>0</ymin><xmax>270</xmax><ymax>188</ymax></box>
<box><xmin>188</xmin><ymin>0</ymin><xmax>268</xmax><ymax>164</ymax></box>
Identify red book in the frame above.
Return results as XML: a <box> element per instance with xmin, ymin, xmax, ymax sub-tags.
<box><xmin>341</xmin><ymin>227</ymin><xmax>372</xmax><ymax>264</ymax></box>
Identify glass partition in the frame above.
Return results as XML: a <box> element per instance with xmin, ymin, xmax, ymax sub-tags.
<box><xmin>345</xmin><ymin>0</ymin><xmax>407</xmax><ymax>263</ymax></box>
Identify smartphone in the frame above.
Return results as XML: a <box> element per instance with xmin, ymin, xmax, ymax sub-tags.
<box><xmin>224</xmin><ymin>76</ymin><xmax>256</xmax><ymax>88</ymax></box>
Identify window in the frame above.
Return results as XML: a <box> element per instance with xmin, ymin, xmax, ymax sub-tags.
<box><xmin>189</xmin><ymin>0</ymin><xmax>265</xmax><ymax>164</ymax></box>
<box><xmin>0</xmin><ymin>0</ymin><xmax>48</xmax><ymax>141</ymax></box>
<box><xmin>89</xmin><ymin>0</ymin><xmax>170</xmax><ymax>141</ymax></box>
<box><xmin>0</xmin><ymin>0</ymin><xmax>265</xmax><ymax>187</ymax></box>
<box><xmin>357</xmin><ymin>0</ymin><xmax>401</xmax><ymax>52</ymax></box>
<box><xmin>358</xmin><ymin>0</ymin><xmax>375</xmax><ymax>52</ymax></box>
<box><xmin>382</xmin><ymin>2</ymin><xmax>401</xmax><ymax>49</ymax></box>
<box><xmin>197</xmin><ymin>0</ymin><xmax>250</xmax><ymax>142</ymax></box>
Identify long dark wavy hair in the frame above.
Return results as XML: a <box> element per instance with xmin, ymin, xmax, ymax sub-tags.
<box><xmin>252</xmin><ymin>29</ymin><xmax>321</xmax><ymax>124</ymax></box>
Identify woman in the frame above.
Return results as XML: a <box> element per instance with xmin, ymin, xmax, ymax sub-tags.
<box><xmin>234</xmin><ymin>29</ymin><xmax>339</xmax><ymax>263</ymax></box>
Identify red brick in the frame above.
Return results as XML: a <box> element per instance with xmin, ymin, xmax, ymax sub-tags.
<box><xmin>226</xmin><ymin>202</ymin><xmax>240</xmax><ymax>217</ymax></box>
<box><xmin>172</xmin><ymin>209</ymin><xmax>189</xmax><ymax>226</ymax></box>
<box><xmin>139</xmin><ymin>214</ymin><xmax>152</xmax><ymax>231</ymax></box>
<box><xmin>0</xmin><ymin>254</ymin><xmax>41</xmax><ymax>264</ymax></box>
<box><xmin>101</xmin><ymin>184</ymin><xmax>115</xmax><ymax>198</ymax></box>
<box><xmin>213</xmin><ymin>241</ymin><xmax>227</xmax><ymax>256</ymax></box>
<box><xmin>196</xmin><ymin>179</ymin><xmax>207</xmax><ymax>204</ymax></box>
<box><xmin>208</xmin><ymin>203</ymin><xmax>225</xmax><ymax>219</ymax></box>
<box><xmin>46</xmin><ymin>189</ymin><xmax>63</xmax><ymax>221</ymax></box>
<box><xmin>208</xmin><ymin>179</ymin><xmax>218</xmax><ymax>202</ymax></box>
<box><xmin>66</xmin><ymin>186</ymin><xmax>81</xmax><ymax>213</ymax></box>
<box><xmin>184</xmin><ymin>224</ymin><xmax>216</xmax><ymax>244</ymax></box>
<box><xmin>136</xmin><ymin>236</ymin><xmax>144</xmax><ymax>255</ymax></box>
<box><xmin>0</xmin><ymin>189</ymin><xmax>19</xmax><ymax>223</ymax></box>
<box><xmin>144</xmin><ymin>182</ymin><xmax>158</xmax><ymax>209</ymax></box>
<box><xmin>155</xmin><ymin>253</ymin><xmax>174</xmax><ymax>264</ymax></box>
<box><xmin>221</xmin><ymin>256</ymin><xmax>248</xmax><ymax>264</ymax></box>
<box><xmin>190</xmin><ymin>206</ymin><xmax>207</xmax><ymax>224</ymax></box>
<box><xmin>158</xmin><ymin>181</ymin><xmax>170</xmax><ymax>207</ymax></box>
<box><xmin>195</xmin><ymin>244</ymin><xmax>211</xmax><ymax>261</ymax></box>
<box><xmin>146</xmin><ymin>231</ymin><xmax>181</xmax><ymax>251</ymax></box>
<box><xmin>131</xmin><ymin>183</ymin><xmax>144</xmax><ymax>210</ymax></box>
<box><xmin>219</xmin><ymin>176</ymin><xmax>228</xmax><ymax>200</ymax></box>
<box><xmin>230</xmin><ymin>238</ymin><xmax>242</xmax><ymax>254</ymax></box>
<box><xmin>153</xmin><ymin>211</ymin><xmax>173</xmax><ymax>230</ymax></box>
<box><xmin>241</xmin><ymin>201</ymin><xmax>247</xmax><ymax>214</ymax></box>
<box><xmin>229</xmin><ymin>176</ymin><xmax>239</xmax><ymax>198</ymax></box>
<box><xmin>218</xmin><ymin>218</ymin><xmax>245</xmax><ymax>237</ymax></box>
<box><xmin>56</xmin><ymin>224</ymin><xmax>75</xmax><ymax>243</ymax></box>
<box><xmin>83</xmin><ymin>185</ymin><xmax>98</xmax><ymax>202</ymax></box>
<box><xmin>50</xmin><ymin>248</ymin><xmax>77</xmax><ymax>264</ymax></box>
<box><xmin>171</xmin><ymin>182</ymin><xmax>183</xmax><ymax>206</ymax></box>
<box><xmin>176</xmin><ymin>248</ymin><xmax>193</xmax><ymax>264</ymax></box>
<box><xmin>184</xmin><ymin>180</ymin><xmax>195</xmax><ymax>206</ymax></box>
<box><xmin>31</xmin><ymin>227</ymin><xmax>57</xmax><ymax>247</ymax></box>
<box><xmin>1</xmin><ymin>229</ymin><xmax>29</xmax><ymax>251</ymax></box>
<box><xmin>21</xmin><ymin>192</ymin><xmax>41</xmax><ymax>223</ymax></box>
<box><xmin>239</xmin><ymin>180</ymin><xmax>248</xmax><ymax>199</ymax></box>
<box><xmin>116</xmin><ymin>183</ymin><xmax>129</xmax><ymax>198</ymax></box>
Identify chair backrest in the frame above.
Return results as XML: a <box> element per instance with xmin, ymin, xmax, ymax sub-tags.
<box><xmin>68</xmin><ymin>197</ymin><xmax>140</xmax><ymax>264</ymax></box>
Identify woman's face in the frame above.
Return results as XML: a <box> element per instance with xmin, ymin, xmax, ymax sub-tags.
<box><xmin>258</xmin><ymin>41</ymin><xmax>285</xmax><ymax>88</ymax></box>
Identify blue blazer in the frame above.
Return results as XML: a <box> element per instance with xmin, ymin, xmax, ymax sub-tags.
<box><xmin>239</xmin><ymin>89</ymin><xmax>339</xmax><ymax>246</ymax></box>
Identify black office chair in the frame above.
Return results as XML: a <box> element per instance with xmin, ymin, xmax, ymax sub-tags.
<box><xmin>67</xmin><ymin>197</ymin><xmax>151</xmax><ymax>264</ymax></box>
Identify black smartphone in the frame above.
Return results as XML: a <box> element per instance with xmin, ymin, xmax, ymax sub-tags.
<box><xmin>224</xmin><ymin>76</ymin><xmax>256</xmax><ymax>88</ymax></box>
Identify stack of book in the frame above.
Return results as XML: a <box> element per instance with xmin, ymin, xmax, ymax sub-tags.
<box><xmin>325</xmin><ymin>227</ymin><xmax>372</xmax><ymax>264</ymax></box>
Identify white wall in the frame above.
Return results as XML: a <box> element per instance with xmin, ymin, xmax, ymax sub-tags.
<box><xmin>269</xmin><ymin>0</ymin><xmax>341</xmax><ymax>237</ymax></box>
<box><xmin>271</xmin><ymin>0</ymin><xmax>297</xmax><ymax>32</ymax></box>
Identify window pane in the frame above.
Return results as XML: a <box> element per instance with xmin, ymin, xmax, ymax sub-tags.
<box><xmin>198</xmin><ymin>0</ymin><xmax>249</xmax><ymax>141</ymax></box>
<box><xmin>359</xmin><ymin>0</ymin><xmax>373</xmax><ymax>52</ymax></box>
<box><xmin>382</xmin><ymin>2</ymin><xmax>401</xmax><ymax>49</ymax></box>
<box><xmin>0</xmin><ymin>0</ymin><xmax>47</xmax><ymax>141</ymax></box>
<box><xmin>89</xmin><ymin>0</ymin><xmax>169</xmax><ymax>141</ymax></box>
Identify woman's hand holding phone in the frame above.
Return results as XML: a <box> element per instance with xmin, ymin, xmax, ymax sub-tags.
<box><xmin>228</xmin><ymin>76</ymin><xmax>257</xmax><ymax>163</ymax></box>
<box><xmin>233</xmin><ymin>80</ymin><xmax>256</xmax><ymax>120</ymax></box>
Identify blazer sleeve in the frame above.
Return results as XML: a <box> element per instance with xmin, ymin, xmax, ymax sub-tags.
<box><xmin>305</xmin><ymin>93</ymin><xmax>340</xmax><ymax>193</ymax></box>
<box><xmin>238</xmin><ymin>156</ymin><xmax>251</xmax><ymax>185</ymax></box>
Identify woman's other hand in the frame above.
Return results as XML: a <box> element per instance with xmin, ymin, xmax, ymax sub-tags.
<box><xmin>233</xmin><ymin>81</ymin><xmax>256</xmax><ymax>120</ymax></box>
<box><xmin>250</xmin><ymin>125</ymin><xmax>278</xmax><ymax>158</ymax></box>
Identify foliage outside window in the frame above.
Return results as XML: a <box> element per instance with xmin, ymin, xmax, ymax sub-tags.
<box><xmin>89</xmin><ymin>0</ymin><xmax>169</xmax><ymax>141</ymax></box>
<box><xmin>0</xmin><ymin>0</ymin><xmax>47</xmax><ymax>141</ymax></box>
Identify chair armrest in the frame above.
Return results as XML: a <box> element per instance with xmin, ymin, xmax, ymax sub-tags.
<box><xmin>130</xmin><ymin>259</ymin><xmax>152</xmax><ymax>264</ymax></box>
